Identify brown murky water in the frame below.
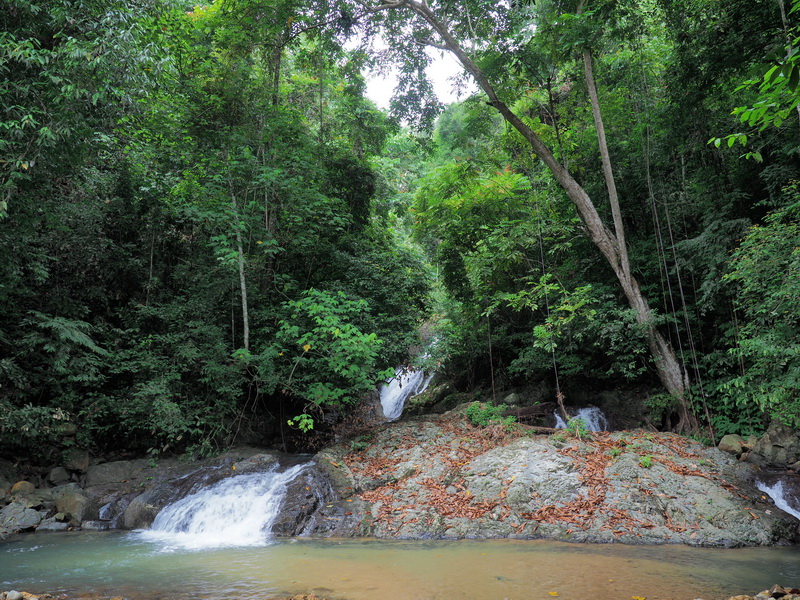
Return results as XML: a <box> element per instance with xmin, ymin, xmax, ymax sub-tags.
<box><xmin>2</xmin><ymin>532</ymin><xmax>799</xmax><ymax>599</ymax></box>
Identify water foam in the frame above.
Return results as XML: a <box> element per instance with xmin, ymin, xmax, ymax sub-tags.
<box><xmin>554</xmin><ymin>406</ymin><xmax>609</xmax><ymax>432</ymax></box>
<box><xmin>756</xmin><ymin>479</ymin><xmax>800</xmax><ymax>521</ymax></box>
<box><xmin>138</xmin><ymin>463</ymin><xmax>306</xmax><ymax>551</ymax></box>
<box><xmin>380</xmin><ymin>367</ymin><xmax>433</xmax><ymax>421</ymax></box>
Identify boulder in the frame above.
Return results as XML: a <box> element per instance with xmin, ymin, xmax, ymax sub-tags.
<box><xmin>0</xmin><ymin>460</ymin><xmax>17</xmax><ymax>489</ymax></box>
<box><xmin>748</xmin><ymin>423</ymin><xmax>800</xmax><ymax>468</ymax></box>
<box><xmin>81</xmin><ymin>520</ymin><xmax>110</xmax><ymax>531</ymax></box>
<box><xmin>0</xmin><ymin>502</ymin><xmax>43</xmax><ymax>532</ymax></box>
<box><xmin>9</xmin><ymin>481</ymin><xmax>35</xmax><ymax>496</ymax></box>
<box><xmin>719</xmin><ymin>434</ymin><xmax>746</xmax><ymax>457</ymax></box>
<box><xmin>47</xmin><ymin>467</ymin><xmax>71</xmax><ymax>486</ymax></box>
<box><xmin>36</xmin><ymin>517</ymin><xmax>70</xmax><ymax>532</ymax></box>
<box><xmin>84</xmin><ymin>461</ymin><xmax>136</xmax><ymax>487</ymax></box>
<box><xmin>55</xmin><ymin>488</ymin><xmax>94</xmax><ymax>524</ymax></box>
<box><xmin>63</xmin><ymin>448</ymin><xmax>90</xmax><ymax>472</ymax></box>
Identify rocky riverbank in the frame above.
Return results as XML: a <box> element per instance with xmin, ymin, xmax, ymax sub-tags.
<box><xmin>311</xmin><ymin>406</ymin><xmax>800</xmax><ymax>546</ymax></box>
<box><xmin>2</xmin><ymin>405</ymin><xmax>800</xmax><ymax>546</ymax></box>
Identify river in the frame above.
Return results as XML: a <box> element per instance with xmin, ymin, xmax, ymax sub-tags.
<box><xmin>2</xmin><ymin>531</ymin><xmax>800</xmax><ymax>599</ymax></box>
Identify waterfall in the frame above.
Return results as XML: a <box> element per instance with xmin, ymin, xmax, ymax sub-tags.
<box><xmin>380</xmin><ymin>367</ymin><xmax>433</xmax><ymax>421</ymax></box>
<box><xmin>757</xmin><ymin>479</ymin><xmax>800</xmax><ymax>521</ymax></box>
<box><xmin>138</xmin><ymin>463</ymin><xmax>306</xmax><ymax>550</ymax></box>
<box><xmin>554</xmin><ymin>406</ymin><xmax>609</xmax><ymax>432</ymax></box>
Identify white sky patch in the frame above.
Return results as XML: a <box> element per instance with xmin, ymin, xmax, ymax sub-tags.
<box><xmin>364</xmin><ymin>47</ymin><xmax>478</xmax><ymax>109</ymax></box>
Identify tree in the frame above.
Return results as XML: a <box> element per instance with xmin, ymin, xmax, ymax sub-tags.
<box><xmin>357</xmin><ymin>0</ymin><xmax>697</xmax><ymax>430</ymax></box>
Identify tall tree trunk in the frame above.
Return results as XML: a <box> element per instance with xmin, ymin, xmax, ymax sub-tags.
<box><xmin>229</xmin><ymin>186</ymin><xmax>250</xmax><ymax>352</ymax></box>
<box><xmin>383</xmin><ymin>0</ymin><xmax>697</xmax><ymax>431</ymax></box>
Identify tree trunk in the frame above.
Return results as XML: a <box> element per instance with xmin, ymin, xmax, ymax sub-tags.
<box><xmin>229</xmin><ymin>187</ymin><xmax>250</xmax><ymax>352</ymax></box>
<box><xmin>388</xmin><ymin>0</ymin><xmax>697</xmax><ymax>431</ymax></box>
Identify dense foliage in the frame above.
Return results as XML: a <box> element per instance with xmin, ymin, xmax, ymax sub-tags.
<box><xmin>1</xmin><ymin>0</ymin><xmax>798</xmax><ymax>461</ymax></box>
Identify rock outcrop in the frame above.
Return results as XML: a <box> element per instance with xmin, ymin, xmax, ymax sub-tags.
<box><xmin>310</xmin><ymin>407</ymin><xmax>800</xmax><ymax>546</ymax></box>
<box><xmin>2</xmin><ymin>410</ymin><xmax>799</xmax><ymax>548</ymax></box>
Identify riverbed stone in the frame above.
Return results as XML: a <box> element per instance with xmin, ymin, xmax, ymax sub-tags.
<box><xmin>84</xmin><ymin>461</ymin><xmax>137</xmax><ymax>487</ymax></box>
<box><xmin>0</xmin><ymin>502</ymin><xmax>43</xmax><ymax>532</ymax></box>
<box><xmin>36</xmin><ymin>517</ymin><xmax>69</xmax><ymax>532</ymax></box>
<box><xmin>9</xmin><ymin>481</ymin><xmax>36</xmax><ymax>496</ymax></box>
<box><xmin>63</xmin><ymin>448</ymin><xmax>90</xmax><ymax>472</ymax></box>
<box><xmin>748</xmin><ymin>422</ymin><xmax>800</xmax><ymax>468</ymax></box>
<box><xmin>55</xmin><ymin>488</ymin><xmax>94</xmax><ymax>524</ymax></box>
<box><xmin>47</xmin><ymin>466</ymin><xmax>71</xmax><ymax>486</ymax></box>
<box><xmin>719</xmin><ymin>434</ymin><xmax>746</xmax><ymax>457</ymax></box>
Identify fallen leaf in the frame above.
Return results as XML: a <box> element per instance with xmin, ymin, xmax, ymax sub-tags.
<box><xmin>548</xmin><ymin>592</ymin><xmax>559</xmax><ymax>597</ymax></box>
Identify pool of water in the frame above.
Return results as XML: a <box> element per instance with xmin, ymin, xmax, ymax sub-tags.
<box><xmin>2</xmin><ymin>532</ymin><xmax>799</xmax><ymax>600</ymax></box>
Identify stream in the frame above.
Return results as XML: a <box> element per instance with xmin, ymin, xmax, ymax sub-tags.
<box><xmin>2</xmin><ymin>531</ymin><xmax>800</xmax><ymax>600</ymax></box>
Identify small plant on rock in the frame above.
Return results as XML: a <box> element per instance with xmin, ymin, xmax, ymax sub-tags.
<box><xmin>639</xmin><ymin>455</ymin><xmax>653</xmax><ymax>468</ymax></box>
<box><xmin>566</xmin><ymin>416</ymin><xmax>590</xmax><ymax>440</ymax></box>
<box><xmin>465</xmin><ymin>402</ymin><xmax>516</xmax><ymax>428</ymax></box>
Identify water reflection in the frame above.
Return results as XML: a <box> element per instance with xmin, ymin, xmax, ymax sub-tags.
<box><xmin>2</xmin><ymin>532</ymin><xmax>799</xmax><ymax>600</ymax></box>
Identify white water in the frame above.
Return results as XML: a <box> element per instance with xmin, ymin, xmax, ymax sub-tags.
<box><xmin>554</xmin><ymin>406</ymin><xmax>609</xmax><ymax>432</ymax></box>
<box><xmin>757</xmin><ymin>479</ymin><xmax>800</xmax><ymax>521</ymax></box>
<box><xmin>380</xmin><ymin>367</ymin><xmax>433</xmax><ymax>421</ymax></box>
<box><xmin>138</xmin><ymin>463</ymin><xmax>306</xmax><ymax>550</ymax></box>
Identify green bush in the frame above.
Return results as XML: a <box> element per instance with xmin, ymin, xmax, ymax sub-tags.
<box><xmin>465</xmin><ymin>402</ymin><xmax>516</xmax><ymax>428</ymax></box>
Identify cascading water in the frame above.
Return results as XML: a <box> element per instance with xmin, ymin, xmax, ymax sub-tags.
<box><xmin>554</xmin><ymin>406</ymin><xmax>609</xmax><ymax>432</ymax></box>
<box><xmin>138</xmin><ymin>463</ymin><xmax>306</xmax><ymax>550</ymax></box>
<box><xmin>380</xmin><ymin>367</ymin><xmax>433</xmax><ymax>421</ymax></box>
<box><xmin>756</xmin><ymin>479</ymin><xmax>800</xmax><ymax>521</ymax></box>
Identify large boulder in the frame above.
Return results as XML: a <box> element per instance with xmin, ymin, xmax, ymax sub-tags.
<box><xmin>84</xmin><ymin>461</ymin><xmax>139</xmax><ymax>487</ymax></box>
<box><xmin>719</xmin><ymin>434</ymin><xmax>746</xmax><ymax>457</ymax></box>
<box><xmin>63</xmin><ymin>448</ymin><xmax>90</xmax><ymax>472</ymax></box>
<box><xmin>747</xmin><ymin>422</ymin><xmax>800</xmax><ymax>468</ymax></box>
<box><xmin>47</xmin><ymin>467</ymin><xmax>71</xmax><ymax>486</ymax></box>
<box><xmin>53</xmin><ymin>485</ymin><xmax>95</xmax><ymax>524</ymax></box>
<box><xmin>315</xmin><ymin>410</ymin><xmax>799</xmax><ymax>546</ymax></box>
<box><xmin>0</xmin><ymin>502</ymin><xmax>43</xmax><ymax>533</ymax></box>
<box><xmin>9</xmin><ymin>481</ymin><xmax>36</xmax><ymax>496</ymax></box>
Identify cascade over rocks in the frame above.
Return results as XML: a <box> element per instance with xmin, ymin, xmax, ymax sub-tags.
<box><xmin>2</xmin><ymin>413</ymin><xmax>799</xmax><ymax>547</ymax></box>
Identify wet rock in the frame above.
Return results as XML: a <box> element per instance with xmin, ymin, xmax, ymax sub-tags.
<box><xmin>122</xmin><ymin>452</ymin><xmax>283</xmax><ymax>530</ymax></box>
<box><xmin>63</xmin><ymin>448</ymin><xmax>90</xmax><ymax>472</ymax></box>
<box><xmin>81</xmin><ymin>519</ymin><xmax>110</xmax><ymax>530</ymax></box>
<box><xmin>5</xmin><ymin>591</ymin><xmax>24</xmax><ymax>600</ymax></box>
<box><xmin>36</xmin><ymin>518</ymin><xmax>69</xmax><ymax>532</ymax></box>
<box><xmin>271</xmin><ymin>465</ymin><xmax>334</xmax><ymax>536</ymax></box>
<box><xmin>123</xmin><ymin>481</ymin><xmax>183</xmax><ymax>530</ymax></box>
<box><xmin>0</xmin><ymin>502</ymin><xmax>43</xmax><ymax>532</ymax></box>
<box><xmin>719</xmin><ymin>434</ymin><xmax>746</xmax><ymax>457</ymax></box>
<box><xmin>55</xmin><ymin>488</ymin><xmax>95</xmax><ymax>524</ymax></box>
<box><xmin>405</xmin><ymin>381</ymin><xmax>459</xmax><ymax>415</ymax></box>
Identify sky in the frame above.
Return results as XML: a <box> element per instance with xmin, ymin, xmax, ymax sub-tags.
<box><xmin>364</xmin><ymin>48</ymin><xmax>478</xmax><ymax>109</ymax></box>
